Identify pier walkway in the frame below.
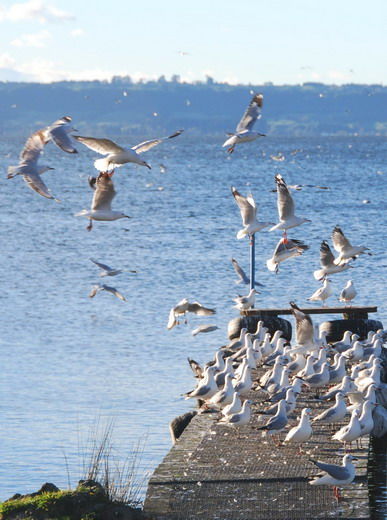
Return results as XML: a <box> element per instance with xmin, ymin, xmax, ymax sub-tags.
<box><xmin>144</xmin><ymin>370</ymin><xmax>370</xmax><ymax>520</ymax></box>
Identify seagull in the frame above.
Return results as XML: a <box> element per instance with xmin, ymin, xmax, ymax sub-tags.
<box><xmin>313</xmin><ymin>241</ymin><xmax>353</xmax><ymax>281</ymax></box>
<box><xmin>221</xmin><ymin>391</ymin><xmax>242</xmax><ymax>417</ymax></box>
<box><xmin>309</xmin><ymin>454</ymin><xmax>357</xmax><ymax>500</ymax></box>
<box><xmin>231</xmin><ymin>187</ymin><xmax>274</xmax><ymax>239</ymax></box>
<box><xmin>167</xmin><ymin>299</ymin><xmax>216</xmax><ymax>330</ymax></box>
<box><xmin>332</xmin><ymin>409</ymin><xmax>362</xmax><ymax>449</ymax></box>
<box><xmin>89</xmin><ymin>258</ymin><xmax>137</xmax><ymax>277</ymax></box>
<box><xmin>88</xmin><ymin>284</ymin><xmax>126</xmax><ymax>301</ymax></box>
<box><xmin>233</xmin><ymin>288</ymin><xmax>257</xmax><ymax>310</ymax></box>
<box><xmin>74</xmin><ymin>130</ymin><xmax>183</xmax><ymax>172</ymax></box>
<box><xmin>332</xmin><ymin>226</ymin><xmax>371</xmax><ymax>265</ymax></box>
<box><xmin>312</xmin><ymin>392</ymin><xmax>347</xmax><ymax>426</ymax></box>
<box><xmin>231</xmin><ymin>258</ymin><xmax>264</xmax><ymax>287</ymax></box>
<box><xmin>191</xmin><ymin>324</ymin><xmax>219</xmax><ymax>336</ymax></box>
<box><xmin>266</xmin><ymin>237</ymin><xmax>309</xmax><ymax>273</ymax></box>
<box><xmin>183</xmin><ymin>366</ymin><xmax>218</xmax><ymax>401</ymax></box>
<box><xmin>289</xmin><ymin>302</ymin><xmax>315</xmax><ymax>350</ymax></box>
<box><xmin>222</xmin><ymin>93</ymin><xmax>265</xmax><ymax>153</ymax></box>
<box><xmin>339</xmin><ymin>280</ymin><xmax>357</xmax><ymax>304</ymax></box>
<box><xmin>7</xmin><ymin>128</ymin><xmax>58</xmax><ymax>201</ymax></box>
<box><xmin>269</xmin><ymin>174</ymin><xmax>311</xmax><ymax>237</ymax></box>
<box><xmin>256</xmin><ymin>399</ymin><xmax>289</xmax><ymax>443</ymax></box>
<box><xmin>46</xmin><ymin>115</ymin><xmax>78</xmax><ymax>153</ymax></box>
<box><xmin>307</xmin><ymin>278</ymin><xmax>333</xmax><ymax>306</ymax></box>
<box><xmin>75</xmin><ymin>173</ymin><xmax>130</xmax><ymax>231</ymax></box>
<box><xmin>284</xmin><ymin>408</ymin><xmax>313</xmax><ymax>453</ymax></box>
<box><xmin>218</xmin><ymin>400</ymin><xmax>252</xmax><ymax>433</ymax></box>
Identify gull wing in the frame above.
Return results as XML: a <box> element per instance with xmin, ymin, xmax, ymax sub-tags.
<box><xmin>192</xmin><ymin>325</ymin><xmax>218</xmax><ymax>336</ymax></box>
<box><xmin>91</xmin><ymin>174</ymin><xmax>115</xmax><ymax>211</ymax></box>
<box><xmin>132</xmin><ymin>129</ymin><xmax>184</xmax><ymax>154</ymax></box>
<box><xmin>23</xmin><ymin>173</ymin><xmax>56</xmax><ymax>200</ymax></box>
<box><xmin>47</xmin><ymin>116</ymin><xmax>77</xmax><ymax>153</ymax></box>
<box><xmin>320</xmin><ymin>241</ymin><xmax>335</xmax><ymax>267</ymax></box>
<box><xmin>231</xmin><ymin>187</ymin><xmax>256</xmax><ymax>226</ymax></box>
<box><xmin>102</xmin><ymin>285</ymin><xmax>127</xmax><ymax>301</ymax></box>
<box><xmin>236</xmin><ymin>93</ymin><xmax>263</xmax><ymax>133</ymax></box>
<box><xmin>275</xmin><ymin>174</ymin><xmax>295</xmax><ymax>220</ymax></box>
<box><xmin>311</xmin><ymin>460</ymin><xmax>350</xmax><ymax>481</ymax></box>
<box><xmin>20</xmin><ymin>129</ymin><xmax>49</xmax><ymax>165</ymax></box>
<box><xmin>332</xmin><ymin>225</ymin><xmax>352</xmax><ymax>253</ymax></box>
<box><xmin>231</xmin><ymin>258</ymin><xmax>249</xmax><ymax>284</ymax></box>
<box><xmin>186</xmin><ymin>302</ymin><xmax>216</xmax><ymax>315</ymax></box>
<box><xmin>74</xmin><ymin>136</ymin><xmax>124</xmax><ymax>155</ymax></box>
<box><xmin>290</xmin><ymin>302</ymin><xmax>314</xmax><ymax>345</ymax></box>
<box><xmin>90</xmin><ymin>258</ymin><xmax>113</xmax><ymax>272</ymax></box>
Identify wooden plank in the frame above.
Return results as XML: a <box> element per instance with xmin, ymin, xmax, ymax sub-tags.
<box><xmin>242</xmin><ymin>306</ymin><xmax>377</xmax><ymax>316</ymax></box>
<box><xmin>144</xmin><ymin>365</ymin><xmax>371</xmax><ymax>520</ymax></box>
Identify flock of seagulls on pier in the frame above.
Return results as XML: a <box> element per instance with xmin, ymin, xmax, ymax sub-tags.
<box><xmin>180</xmin><ymin>307</ymin><xmax>386</xmax><ymax>500</ymax></box>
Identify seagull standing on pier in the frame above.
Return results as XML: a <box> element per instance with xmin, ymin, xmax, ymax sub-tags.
<box><xmin>233</xmin><ymin>288</ymin><xmax>257</xmax><ymax>310</ymax></box>
<box><xmin>339</xmin><ymin>280</ymin><xmax>357</xmax><ymax>304</ymax></box>
<box><xmin>309</xmin><ymin>454</ymin><xmax>357</xmax><ymax>501</ymax></box>
<box><xmin>222</xmin><ymin>93</ymin><xmax>265</xmax><ymax>154</ymax></box>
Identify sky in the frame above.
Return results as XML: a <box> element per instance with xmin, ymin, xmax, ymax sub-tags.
<box><xmin>0</xmin><ymin>0</ymin><xmax>386</xmax><ymax>84</ymax></box>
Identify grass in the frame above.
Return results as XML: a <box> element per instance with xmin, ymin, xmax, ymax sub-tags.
<box><xmin>80</xmin><ymin>420</ymin><xmax>147</xmax><ymax>507</ymax></box>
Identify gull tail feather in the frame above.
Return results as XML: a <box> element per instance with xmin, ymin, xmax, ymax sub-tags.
<box><xmin>266</xmin><ymin>259</ymin><xmax>278</xmax><ymax>272</ymax></box>
<box><xmin>7</xmin><ymin>165</ymin><xmax>21</xmax><ymax>179</ymax></box>
<box><xmin>313</xmin><ymin>269</ymin><xmax>325</xmax><ymax>281</ymax></box>
<box><xmin>94</xmin><ymin>157</ymin><xmax>112</xmax><ymax>172</ymax></box>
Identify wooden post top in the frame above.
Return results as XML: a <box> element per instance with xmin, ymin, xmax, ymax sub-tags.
<box><xmin>241</xmin><ymin>306</ymin><xmax>377</xmax><ymax>316</ymax></box>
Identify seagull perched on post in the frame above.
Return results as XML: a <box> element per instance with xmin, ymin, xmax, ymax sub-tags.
<box><xmin>339</xmin><ymin>280</ymin><xmax>357</xmax><ymax>304</ymax></box>
<box><xmin>233</xmin><ymin>288</ymin><xmax>257</xmax><ymax>310</ymax></box>
<box><xmin>269</xmin><ymin>174</ymin><xmax>311</xmax><ymax>238</ymax></box>
<box><xmin>231</xmin><ymin>187</ymin><xmax>274</xmax><ymax>239</ymax></box>
<box><xmin>222</xmin><ymin>93</ymin><xmax>265</xmax><ymax>153</ymax></box>
<box><xmin>307</xmin><ymin>278</ymin><xmax>333</xmax><ymax>306</ymax></box>
<box><xmin>75</xmin><ymin>173</ymin><xmax>130</xmax><ymax>231</ymax></box>
<box><xmin>74</xmin><ymin>130</ymin><xmax>183</xmax><ymax>173</ymax></box>
<box><xmin>332</xmin><ymin>226</ymin><xmax>371</xmax><ymax>265</ymax></box>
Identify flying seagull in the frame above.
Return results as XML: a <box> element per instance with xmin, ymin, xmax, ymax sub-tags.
<box><xmin>75</xmin><ymin>173</ymin><xmax>130</xmax><ymax>231</ymax></box>
<box><xmin>289</xmin><ymin>301</ymin><xmax>315</xmax><ymax>349</ymax></box>
<box><xmin>46</xmin><ymin>116</ymin><xmax>78</xmax><ymax>153</ymax></box>
<box><xmin>331</xmin><ymin>225</ymin><xmax>371</xmax><ymax>265</ymax></box>
<box><xmin>167</xmin><ymin>299</ymin><xmax>216</xmax><ymax>330</ymax></box>
<box><xmin>231</xmin><ymin>258</ymin><xmax>264</xmax><ymax>287</ymax></box>
<box><xmin>74</xmin><ymin>130</ymin><xmax>183</xmax><ymax>173</ymax></box>
<box><xmin>7</xmin><ymin>128</ymin><xmax>58</xmax><ymax>201</ymax></box>
<box><xmin>231</xmin><ymin>186</ymin><xmax>274</xmax><ymax>239</ymax></box>
<box><xmin>88</xmin><ymin>284</ymin><xmax>127</xmax><ymax>301</ymax></box>
<box><xmin>191</xmin><ymin>324</ymin><xmax>219</xmax><ymax>336</ymax></box>
<box><xmin>313</xmin><ymin>240</ymin><xmax>353</xmax><ymax>281</ymax></box>
<box><xmin>270</xmin><ymin>174</ymin><xmax>311</xmax><ymax>237</ymax></box>
<box><xmin>222</xmin><ymin>93</ymin><xmax>265</xmax><ymax>153</ymax></box>
<box><xmin>266</xmin><ymin>237</ymin><xmax>309</xmax><ymax>273</ymax></box>
<box><xmin>89</xmin><ymin>258</ymin><xmax>137</xmax><ymax>277</ymax></box>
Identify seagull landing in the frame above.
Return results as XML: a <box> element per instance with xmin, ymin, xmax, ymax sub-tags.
<box><xmin>223</xmin><ymin>93</ymin><xmax>265</xmax><ymax>153</ymax></box>
<box><xmin>332</xmin><ymin>225</ymin><xmax>371</xmax><ymax>265</ymax></box>
<box><xmin>314</xmin><ymin>241</ymin><xmax>353</xmax><ymax>281</ymax></box>
<box><xmin>266</xmin><ymin>237</ymin><xmax>309</xmax><ymax>273</ymax></box>
<box><xmin>75</xmin><ymin>173</ymin><xmax>130</xmax><ymax>231</ymax></box>
<box><xmin>231</xmin><ymin>186</ymin><xmax>274</xmax><ymax>238</ymax></box>
<box><xmin>269</xmin><ymin>174</ymin><xmax>311</xmax><ymax>237</ymax></box>
<box><xmin>74</xmin><ymin>130</ymin><xmax>183</xmax><ymax>172</ymax></box>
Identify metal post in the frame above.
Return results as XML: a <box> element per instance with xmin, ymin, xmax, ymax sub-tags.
<box><xmin>249</xmin><ymin>233</ymin><xmax>255</xmax><ymax>301</ymax></box>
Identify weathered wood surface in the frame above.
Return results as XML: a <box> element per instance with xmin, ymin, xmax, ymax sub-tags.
<box><xmin>242</xmin><ymin>306</ymin><xmax>377</xmax><ymax>317</ymax></box>
<box><xmin>144</xmin><ymin>371</ymin><xmax>370</xmax><ymax>520</ymax></box>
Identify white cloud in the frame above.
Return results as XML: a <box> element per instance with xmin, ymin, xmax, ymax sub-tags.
<box><xmin>0</xmin><ymin>52</ymin><xmax>16</xmax><ymax>68</ymax></box>
<box><xmin>0</xmin><ymin>0</ymin><xmax>75</xmax><ymax>23</ymax></box>
<box><xmin>70</xmin><ymin>28</ymin><xmax>84</xmax><ymax>37</ymax></box>
<box><xmin>11</xmin><ymin>29</ymin><xmax>51</xmax><ymax>47</ymax></box>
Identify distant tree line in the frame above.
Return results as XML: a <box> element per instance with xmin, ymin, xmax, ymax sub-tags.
<box><xmin>0</xmin><ymin>77</ymin><xmax>386</xmax><ymax>137</ymax></box>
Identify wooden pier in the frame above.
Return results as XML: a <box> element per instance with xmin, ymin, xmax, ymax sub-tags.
<box><xmin>144</xmin><ymin>369</ymin><xmax>370</xmax><ymax>520</ymax></box>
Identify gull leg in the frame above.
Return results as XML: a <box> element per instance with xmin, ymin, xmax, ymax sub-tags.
<box><xmin>86</xmin><ymin>219</ymin><xmax>93</xmax><ymax>232</ymax></box>
<box><xmin>227</xmin><ymin>146</ymin><xmax>234</xmax><ymax>154</ymax></box>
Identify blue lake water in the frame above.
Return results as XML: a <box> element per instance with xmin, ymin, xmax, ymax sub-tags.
<box><xmin>0</xmin><ymin>135</ymin><xmax>386</xmax><ymax>506</ymax></box>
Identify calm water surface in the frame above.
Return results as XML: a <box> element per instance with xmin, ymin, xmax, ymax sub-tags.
<box><xmin>0</xmin><ymin>136</ymin><xmax>386</xmax><ymax>507</ymax></box>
